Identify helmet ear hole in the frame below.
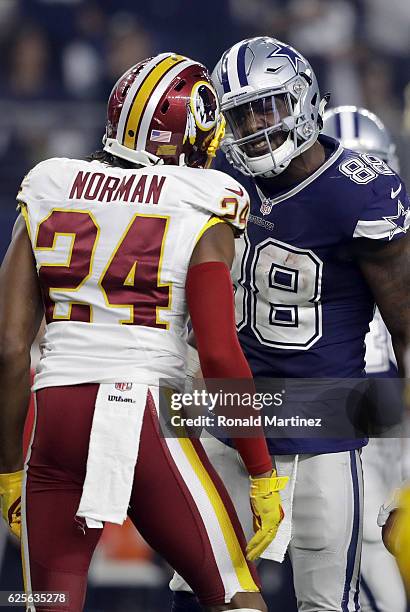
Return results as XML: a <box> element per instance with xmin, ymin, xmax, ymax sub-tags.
<box><xmin>174</xmin><ymin>79</ymin><xmax>186</xmax><ymax>91</ymax></box>
<box><xmin>300</xmin><ymin>71</ymin><xmax>313</xmax><ymax>86</ymax></box>
<box><xmin>160</xmin><ymin>101</ymin><xmax>170</xmax><ymax>114</ymax></box>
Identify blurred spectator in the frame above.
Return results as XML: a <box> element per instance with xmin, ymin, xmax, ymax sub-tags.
<box><xmin>2</xmin><ymin>24</ymin><xmax>58</xmax><ymax>99</ymax></box>
<box><xmin>0</xmin><ymin>0</ymin><xmax>18</xmax><ymax>34</ymax></box>
<box><xmin>287</xmin><ymin>0</ymin><xmax>362</xmax><ymax>106</ymax></box>
<box><xmin>362</xmin><ymin>58</ymin><xmax>402</xmax><ymax>140</ymax></box>
<box><xmin>361</xmin><ymin>57</ymin><xmax>410</xmax><ymax>184</ymax></box>
<box><xmin>362</xmin><ymin>0</ymin><xmax>410</xmax><ymax>105</ymax></box>
<box><xmin>404</xmin><ymin>84</ymin><xmax>410</xmax><ymax>138</ymax></box>
<box><xmin>104</xmin><ymin>13</ymin><xmax>153</xmax><ymax>88</ymax></box>
<box><xmin>62</xmin><ymin>3</ymin><xmax>106</xmax><ymax>99</ymax></box>
<box><xmin>116</xmin><ymin>0</ymin><xmax>237</xmax><ymax>70</ymax></box>
<box><xmin>229</xmin><ymin>0</ymin><xmax>291</xmax><ymax>40</ymax></box>
<box><xmin>24</xmin><ymin>0</ymin><xmax>79</xmax><ymax>43</ymax></box>
<box><xmin>0</xmin><ymin>1</ymin><xmax>406</xmax><ymax>206</ymax></box>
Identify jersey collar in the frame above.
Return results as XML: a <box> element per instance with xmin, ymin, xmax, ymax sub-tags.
<box><xmin>255</xmin><ymin>136</ymin><xmax>344</xmax><ymax>207</ymax></box>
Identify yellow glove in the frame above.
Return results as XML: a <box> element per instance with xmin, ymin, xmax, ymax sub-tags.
<box><xmin>383</xmin><ymin>486</ymin><xmax>410</xmax><ymax>595</ymax></box>
<box><xmin>0</xmin><ymin>470</ymin><xmax>23</xmax><ymax>539</ymax></box>
<box><xmin>246</xmin><ymin>471</ymin><xmax>289</xmax><ymax>561</ymax></box>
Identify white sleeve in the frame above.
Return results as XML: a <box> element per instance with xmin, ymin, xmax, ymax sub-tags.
<box><xmin>184</xmin><ymin>169</ymin><xmax>250</xmax><ymax>234</ymax></box>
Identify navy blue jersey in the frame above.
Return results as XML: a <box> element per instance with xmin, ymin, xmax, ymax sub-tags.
<box><xmin>214</xmin><ymin>135</ymin><xmax>410</xmax><ymax>454</ymax></box>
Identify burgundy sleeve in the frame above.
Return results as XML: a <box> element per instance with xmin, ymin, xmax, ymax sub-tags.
<box><xmin>186</xmin><ymin>261</ymin><xmax>272</xmax><ymax>476</ymax></box>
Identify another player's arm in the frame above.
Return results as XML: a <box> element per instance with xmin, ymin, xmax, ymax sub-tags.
<box><xmin>357</xmin><ymin>234</ymin><xmax>410</xmax><ymax>376</ymax></box>
<box><xmin>0</xmin><ymin>215</ymin><xmax>43</xmax><ymax>473</ymax></box>
<box><xmin>358</xmin><ymin>233</ymin><xmax>410</xmax><ymax>591</ymax></box>
<box><xmin>186</xmin><ymin>220</ymin><xmax>288</xmax><ymax>560</ymax></box>
<box><xmin>379</xmin><ymin>483</ymin><xmax>410</xmax><ymax>595</ymax></box>
<box><xmin>187</xmin><ymin>220</ymin><xmax>272</xmax><ymax>476</ymax></box>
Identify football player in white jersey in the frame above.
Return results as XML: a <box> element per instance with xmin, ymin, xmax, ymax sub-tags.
<box><xmin>0</xmin><ymin>53</ymin><xmax>289</xmax><ymax>612</ymax></box>
<box><xmin>322</xmin><ymin>106</ymin><xmax>407</xmax><ymax>612</ymax></box>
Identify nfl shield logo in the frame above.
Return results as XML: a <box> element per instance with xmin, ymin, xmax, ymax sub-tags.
<box><xmin>260</xmin><ymin>199</ymin><xmax>273</xmax><ymax>216</ymax></box>
<box><xmin>115</xmin><ymin>382</ymin><xmax>133</xmax><ymax>391</ymax></box>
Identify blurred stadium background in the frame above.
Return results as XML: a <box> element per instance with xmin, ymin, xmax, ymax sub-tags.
<box><xmin>0</xmin><ymin>0</ymin><xmax>409</xmax><ymax>610</ymax></box>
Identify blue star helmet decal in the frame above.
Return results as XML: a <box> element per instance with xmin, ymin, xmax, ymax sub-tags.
<box><xmin>267</xmin><ymin>42</ymin><xmax>305</xmax><ymax>73</ymax></box>
<box><xmin>383</xmin><ymin>199</ymin><xmax>410</xmax><ymax>240</ymax></box>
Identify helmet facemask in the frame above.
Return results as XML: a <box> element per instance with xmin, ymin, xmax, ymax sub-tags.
<box><xmin>222</xmin><ymin>75</ymin><xmax>319</xmax><ymax>177</ymax></box>
<box><xmin>212</xmin><ymin>37</ymin><xmax>327</xmax><ymax>178</ymax></box>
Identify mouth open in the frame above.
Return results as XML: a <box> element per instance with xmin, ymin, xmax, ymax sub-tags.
<box><xmin>244</xmin><ymin>131</ymin><xmax>287</xmax><ymax>158</ymax></box>
<box><xmin>245</xmin><ymin>137</ymin><xmax>270</xmax><ymax>156</ymax></box>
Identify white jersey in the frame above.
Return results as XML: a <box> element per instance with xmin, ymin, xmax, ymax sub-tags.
<box><xmin>18</xmin><ymin>158</ymin><xmax>249</xmax><ymax>390</ymax></box>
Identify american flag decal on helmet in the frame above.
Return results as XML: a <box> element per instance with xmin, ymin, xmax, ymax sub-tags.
<box><xmin>150</xmin><ymin>129</ymin><xmax>172</xmax><ymax>143</ymax></box>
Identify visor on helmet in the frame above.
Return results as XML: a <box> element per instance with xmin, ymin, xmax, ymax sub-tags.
<box><xmin>225</xmin><ymin>94</ymin><xmax>291</xmax><ymax>158</ymax></box>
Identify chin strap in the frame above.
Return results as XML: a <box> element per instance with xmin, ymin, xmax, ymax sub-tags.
<box><xmin>204</xmin><ymin>114</ymin><xmax>226</xmax><ymax>168</ymax></box>
<box><xmin>103</xmin><ymin>136</ymin><xmax>164</xmax><ymax>168</ymax></box>
<box><xmin>178</xmin><ymin>153</ymin><xmax>187</xmax><ymax>167</ymax></box>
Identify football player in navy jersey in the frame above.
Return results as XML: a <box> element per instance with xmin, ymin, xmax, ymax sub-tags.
<box><xmin>322</xmin><ymin>106</ymin><xmax>406</xmax><ymax>612</ymax></box>
<box><xmin>171</xmin><ymin>37</ymin><xmax>410</xmax><ymax>612</ymax></box>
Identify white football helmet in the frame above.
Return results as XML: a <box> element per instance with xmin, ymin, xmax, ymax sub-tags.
<box><xmin>212</xmin><ymin>36</ymin><xmax>329</xmax><ymax>177</ymax></box>
<box><xmin>322</xmin><ymin>106</ymin><xmax>399</xmax><ymax>172</ymax></box>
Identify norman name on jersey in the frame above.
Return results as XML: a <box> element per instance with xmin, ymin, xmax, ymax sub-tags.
<box><xmin>69</xmin><ymin>169</ymin><xmax>166</xmax><ymax>204</ymax></box>
<box><xmin>17</xmin><ymin>157</ymin><xmax>249</xmax><ymax>390</ymax></box>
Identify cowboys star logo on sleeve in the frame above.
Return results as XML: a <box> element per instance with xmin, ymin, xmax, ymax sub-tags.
<box><xmin>383</xmin><ymin>198</ymin><xmax>410</xmax><ymax>240</ymax></box>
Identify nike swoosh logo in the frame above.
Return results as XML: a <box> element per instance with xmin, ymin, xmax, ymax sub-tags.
<box><xmin>391</xmin><ymin>184</ymin><xmax>402</xmax><ymax>199</ymax></box>
<box><xmin>226</xmin><ymin>186</ymin><xmax>244</xmax><ymax>197</ymax></box>
<box><xmin>266</xmin><ymin>66</ymin><xmax>284</xmax><ymax>74</ymax></box>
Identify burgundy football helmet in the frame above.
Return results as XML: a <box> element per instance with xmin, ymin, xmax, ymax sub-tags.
<box><xmin>103</xmin><ymin>52</ymin><xmax>224</xmax><ymax>168</ymax></box>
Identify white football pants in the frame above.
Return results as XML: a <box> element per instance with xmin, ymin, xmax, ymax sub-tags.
<box><xmin>171</xmin><ymin>436</ymin><xmax>364</xmax><ymax>612</ymax></box>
